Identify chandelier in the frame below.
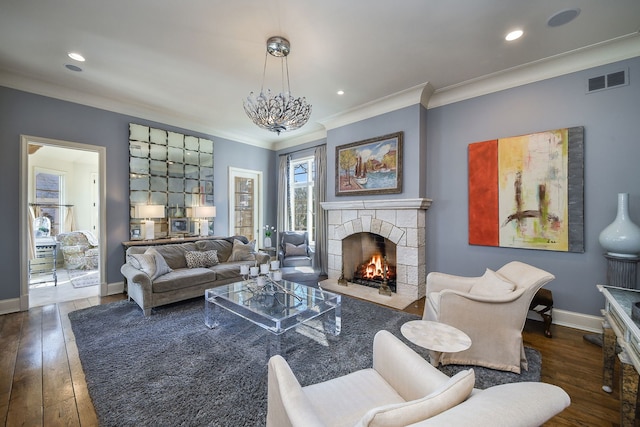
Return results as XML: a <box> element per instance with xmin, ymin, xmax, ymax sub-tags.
<box><xmin>243</xmin><ymin>36</ymin><xmax>312</xmax><ymax>135</ymax></box>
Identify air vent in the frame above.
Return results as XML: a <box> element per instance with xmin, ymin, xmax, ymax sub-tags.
<box><xmin>587</xmin><ymin>69</ymin><xmax>628</xmax><ymax>93</ymax></box>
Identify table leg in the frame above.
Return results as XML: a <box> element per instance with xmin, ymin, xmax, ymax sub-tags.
<box><xmin>602</xmin><ymin>321</ymin><xmax>616</xmax><ymax>393</ymax></box>
<box><xmin>619</xmin><ymin>351</ymin><xmax>640</xmax><ymax>427</ymax></box>
<box><xmin>204</xmin><ymin>299</ymin><xmax>221</xmax><ymax>329</ymax></box>
<box><xmin>323</xmin><ymin>305</ymin><xmax>342</xmax><ymax>336</ymax></box>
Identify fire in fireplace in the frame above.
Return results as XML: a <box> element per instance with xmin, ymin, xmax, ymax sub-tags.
<box><xmin>352</xmin><ymin>253</ymin><xmax>397</xmax><ymax>292</ymax></box>
<box><xmin>342</xmin><ymin>232</ymin><xmax>397</xmax><ymax>292</ymax></box>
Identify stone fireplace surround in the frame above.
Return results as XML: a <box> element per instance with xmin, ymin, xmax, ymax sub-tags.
<box><xmin>321</xmin><ymin>198</ymin><xmax>431</xmax><ymax>302</ymax></box>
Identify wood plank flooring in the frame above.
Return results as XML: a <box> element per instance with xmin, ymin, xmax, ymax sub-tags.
<box><xmin>0</xmin><ymin>295</ymin><xmax>626</xmax><ymax>426</ymax></box>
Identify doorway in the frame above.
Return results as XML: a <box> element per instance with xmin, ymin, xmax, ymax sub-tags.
<box><xmin>228</xmin><ymin>167</ymin><xmax>263</xmax><ymax>246</ymax></box>
<box><xmin>19</xmin><ymin>135</ymin><xmax>107</xmax><ymax>309</ymax></box>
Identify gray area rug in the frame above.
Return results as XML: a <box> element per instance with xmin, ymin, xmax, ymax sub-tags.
<box><xmin>69</xmin><ymin>296</ymin><xmax>540</xmax><ymax>427</ymax></box>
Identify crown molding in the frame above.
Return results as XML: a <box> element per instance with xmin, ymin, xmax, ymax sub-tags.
<box><xmin>429</xmin><ymin>33</ymin><xmax>640</xmax><ymax>109</ymax></box>
<box><xmin>318</xmin><ymin>82</ymin><xmax>434</xmax><ymax>131</ymax></box>
<box><xmin>0</xmin><ymin>69</ymin><xmax>273</xmax><ymax>149</ymax></box>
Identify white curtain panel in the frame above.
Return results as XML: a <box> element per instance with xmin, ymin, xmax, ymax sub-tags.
<box><xmin>276</xmin><ymin>154</ymin><xmax>290</xmax><ymax>247</ymax></box>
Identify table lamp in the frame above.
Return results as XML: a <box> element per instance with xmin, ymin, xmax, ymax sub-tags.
<box><xmin>133</xmin><ymin>205</ymin><xmax>165</xmax><ymax>240</ymax></box>
<box><xmin>192</xmin><ymin>206</ymin><xmax>216</xmax><ymax>237</ymax></box>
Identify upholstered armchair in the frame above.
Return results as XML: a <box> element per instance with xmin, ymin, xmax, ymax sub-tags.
<box><xmin>423</xmin><ymin>261</ymin><xmax>555</xmax><ymax>374</ymax></box>
<box><xmin>56</xmin><ymin>231</ymin><xmax>99</xmax><ymax>270</ymax></box>
<box><xmin>267</xmin><ymin>330</ymin><xmax>569</xmax><ymax>427</ymax></box>
<box><xmin>278</xmin><ymin>231</ymin><xmax>313</xmax><ymax>268</ymax></box>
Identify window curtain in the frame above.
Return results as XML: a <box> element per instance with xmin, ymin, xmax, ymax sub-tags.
<box><xmin>276</xmin><ymin>154</ymin><xmax>291</xmax><ymax>249</ymax></box>
<box><xmin>314</xmin><ymin>145</ymin><xmax>327</xmax><ymax>275</ymax></box>
<box><xmin>64</xmin><ymin>206</ymin><xmax>77</xmax><ymax>232</ymax></box>
<box><xmin>28</xmin><ymin>206</ymin><xmax>36</xmax><ymax>260</ymax></box>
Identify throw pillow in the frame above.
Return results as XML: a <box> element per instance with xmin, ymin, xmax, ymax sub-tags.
<box><xmin>356</xmin><ymin>369</ymin><xmax>475</xmax><ymax>427</ymax></box>
<box><xmin>131</xmin><ymin>248</ymin><xmax>173</xmax><ymax>281</ymax></box>
<box><xmin>185</xmin><ymin>250</ymin><xmax>219</xmax><ymax>268</ymax></box>
<box><xmin>468</xmin><ymin>268</ymin><xmax>516</xmax><ymax>296</ymax></box>
<box><xmin>227</xmin><ymin>239</ymin><xmax>256</xmax><ymax>262</ymax></box>
<box><xmin>285</xmin><ymin>242</ymin><xmax>307</xmax><ymax>256</ymax></box>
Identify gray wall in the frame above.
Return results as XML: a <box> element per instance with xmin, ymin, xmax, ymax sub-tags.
<box><xmin>327</xmin><ymin>104</ymin><xmax>427</xmax><ymax>201</ymax></box>
<box><xmin>0</xmin><ymin>86</ymin><xmax>273</xmax><ymax>301</ymax></box>
<box><xmin>425</xmin><ymin>57</ymin><xmax>640</xmax><ymax>316</ymax></box>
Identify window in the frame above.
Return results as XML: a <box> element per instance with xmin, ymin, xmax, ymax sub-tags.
<box><xmin>34</xmin><ymin>169</ymin><xmax>65</xmax><ymax>235</ymax></box>
<box><xmin>289</xmin><ymin>157</ymin><xmax>315</xmax><ymax>243</ymax></box>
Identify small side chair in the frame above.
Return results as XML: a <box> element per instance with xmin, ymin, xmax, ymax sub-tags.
<box><xmin>423</xmin><ymin>261</ymin><xmax>555</xmax><ymax>373</ymax></box>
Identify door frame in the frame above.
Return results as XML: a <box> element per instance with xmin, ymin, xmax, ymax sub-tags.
<box><xmin>19</xmin><ymin>135</ymin><xmax>107</xmax><ymax>309</ymax></box>
<box><xmin>228</xmin><ymin>167</ymin><xmax>263</xmax><ymax>246</ymax></box>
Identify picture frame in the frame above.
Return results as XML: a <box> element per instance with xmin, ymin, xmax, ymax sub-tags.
<box><xmin>335</xmin><ymin>131</ymin><xmax>403</xmax><ymax>196</ymax></box>
<box><xmin>169</xmin><ymin>217</ymin><xmax>190</xmax><ymax>236</ymax></box>
<box><xmin>130</xmin><ymin>227</ymin><xmax>142</xmax><ymax>240</ymax></box>
<box><xmin>468</xmin><ymin>126</ymin><xmax>584</xmax><ymax>253</ymax></box>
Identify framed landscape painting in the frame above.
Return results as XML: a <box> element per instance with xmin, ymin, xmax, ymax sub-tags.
<box><xmin>335</xmin><ymin>132</ymin><xmax>403</xmax><ymax>196</ymax></box>
<box><xmin>468</xmin><ymin>126</ymin><xmax>584</xmax><ymax>253</ymax></box>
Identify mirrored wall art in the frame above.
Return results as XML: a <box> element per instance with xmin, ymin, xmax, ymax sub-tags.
<box><xmin>129</xmin><ymin>123</ymin><xmax>215</xmax><ymax>239</ymax></box>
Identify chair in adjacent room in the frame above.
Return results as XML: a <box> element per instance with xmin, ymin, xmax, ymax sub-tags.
<box><xmin>423</xmin><ymin>261</ymin><xmax>555</xmax><ymax>373</ymax></box>
<box><xmin>278</xmin><ymin>231</ymin><xmax>313</xmax><ymax>268</ymax></box>
<box><xmin>56</xmin><ymin>230</ymin><xmax>99</xmax><ymax>270</ymax></box>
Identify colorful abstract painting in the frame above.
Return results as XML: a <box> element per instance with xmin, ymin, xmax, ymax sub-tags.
<box><xmin>468</xmin><ymin>127</ymin><xmax>584</xmax><ymax>252</ymax></box>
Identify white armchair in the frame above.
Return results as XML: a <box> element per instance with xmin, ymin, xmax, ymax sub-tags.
<box><xmin>267</xmin><ymin>330</ymin><xmax>570</xmax><ymax>427</ymax></box>
<box><xmin>423</xmin><ymin>261</ymin><xmax>555</xmax><ymax>373</ymax></box>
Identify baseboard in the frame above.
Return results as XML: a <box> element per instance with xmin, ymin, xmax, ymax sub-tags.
<box><xmin>107</xmin><ymin>281</ymin><xmax>125</xmax><ymax>295</ymax></box>
<box><xmin>527</xmin><ymin>308</ymin><xmax>603</xmax><ymax>333</ymax></box>
<box><xmin>0</xmin><ymin>298</ymin><xmax>21</xmax><ymax>315</ymax></box>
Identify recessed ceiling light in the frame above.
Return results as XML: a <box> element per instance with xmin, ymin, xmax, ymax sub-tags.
<box><xmin>337</xmin><ymin>90</ymin><xmax>344</xmax><ymax>95</ymax></box>
<box><xmin>547</xmin><ymin>9</ymin><xmax>580</xmax><ymax>27</ymax></box>
<box><xmin>505</xmin><ymin>30</ymin><xmax>523</xmax><ymax>41</ymax></box>
<box><xmin>68</xmin><ymin>52</ymin><xmax>85</xmax><ymax>62</ymax></box>
<box><xmin>65</xmin><ymin>64</ymin><xmax>82</xmax><ymax>72</ymax></box>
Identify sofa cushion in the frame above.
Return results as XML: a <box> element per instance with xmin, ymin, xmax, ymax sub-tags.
<box><xmin>195</xmin><ymin>239</ymin><xmax>234</xmax><ymax>262</ymax></box>
<box><xmin>356</xmin><ymin>369</ymin><xmax>475</xmax><ymax>427</ymax></box>
<box><xmin>185</xmin><ymin>250</ymin><xmax>219</xmax><ymax>268</ymax></box>
<box><xmin>228</xmin><ymin>239</ymin><xmax>256</xmax><ymax>262</ymax></box>
<box><xmin>209</xmin><ymin>262</ymin><xmax>249</xmax><ymax>281</ymax></box>
<box><xmin>153</xmin><ymin>243</ymin><xmax>197</xmax><ymax>270</ymax></box>
<box><xmin>152</xmin><ymin>268</ymin><xmax>217</xmax><ymax>293</ymax></box>
<box><xmin>469</xmin><ymin>269</ymin><xmax>515</xmax><ymax>296</ymax></box>
<box><xmin>131</xmin><ymin>248</ymin><xmax>173</xmax><ymax>280</ymax></box>
<box><xmin>285</xmin><ymin>242</ymin><xmax>307</xmax><ymax>256</ymax></box>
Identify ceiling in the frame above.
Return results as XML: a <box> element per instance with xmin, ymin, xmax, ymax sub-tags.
<box><xmin>2</xmin><ymin>1</ymin><xmax>639</xmax><ymax>149</ymax></box>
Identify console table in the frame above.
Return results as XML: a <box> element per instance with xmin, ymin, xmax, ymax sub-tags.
<box><xmin>598</xmin><ymin>284</ymin><xmax>640</xmax><ymax>426</ymax></box>
<box><xmin>122</xmin><ymin>235</ymin><xmax>221</xmax><ymax>249</ymax></box>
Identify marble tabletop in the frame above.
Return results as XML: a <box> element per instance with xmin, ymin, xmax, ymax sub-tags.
<box><xmin>401</xmin><ymin>320</ymin><xmax>471</xmax><ymax>353</ymax></box>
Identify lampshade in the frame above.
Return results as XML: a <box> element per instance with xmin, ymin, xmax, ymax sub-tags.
<box><xmin>192</xmin><ymin>206</ymin><xmax>217</xmax><ymax>218</ymax></box>
<box><xmin>133</xmin><ymin>205</ymin><xmax>165</xmax><ymax>219</ymax></box>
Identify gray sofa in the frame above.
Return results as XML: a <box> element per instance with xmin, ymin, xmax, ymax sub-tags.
<box><xmin>121</xmin><ymin>236</ymin><xmax>269</xmax><ymax>315</ymax></box>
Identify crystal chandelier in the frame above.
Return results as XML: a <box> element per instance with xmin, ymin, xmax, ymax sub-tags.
<box><xmin>243</xmin><ymin>36</ymin><xmax>312</xmax><ymax>135</ymax></box>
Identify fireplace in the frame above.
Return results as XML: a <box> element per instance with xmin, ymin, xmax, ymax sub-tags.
<box><xmin>343</xmin><ymin>232</ymin><xmax>397</xmax><ymax>292</ymax></box>
<box><xmin>321</xmin><ymin>198</ymin><xmax>431</xmax><ymax>301</ymax></box>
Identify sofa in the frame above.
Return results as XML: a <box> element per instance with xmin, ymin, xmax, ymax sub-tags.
<box><xmin>121</xmin><ymin>236</ymin><xmax>269</xmax><ymax>315</ymax></box>
<box><xmin>56</xmin><ymin>230</ymin><xmax>99</xmax><ymax>270</ymax></box>
<box><xmin>267</xmin><ymin>330</ymin><xmax>571</xmax><ymax>427</ymax></box>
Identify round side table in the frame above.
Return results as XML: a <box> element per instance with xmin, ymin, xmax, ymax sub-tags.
<box><xmin>401</xmin><ymin>320</ymin><xmax>471</xmax><ymax>365</ymax></box>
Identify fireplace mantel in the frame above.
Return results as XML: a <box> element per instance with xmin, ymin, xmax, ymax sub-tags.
<box><xmin>321</xmin><ymin>198</ymin><xmax>431</xmax><ymax>301</ymax></box>
<box><xmin>321</xmin><ymin>198</ymin><xmax>432</xmax><ymax>211</ymax></box>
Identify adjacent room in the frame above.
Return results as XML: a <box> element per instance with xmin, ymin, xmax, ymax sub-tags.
<box><xmin>1</xmin><ymin>1</ymin><xmax>640</xmax><ymax>426</ymax></box>
<box><xmin>26</xmin><ymin>142</ymin><xmax>102</xmax><ymax>307</ymax></box>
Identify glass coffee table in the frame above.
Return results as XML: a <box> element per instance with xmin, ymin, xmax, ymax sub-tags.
<box><xmin>205</xmin><ymin>279</ymin><xmax>341</xmax><ymax>356</ymax></box>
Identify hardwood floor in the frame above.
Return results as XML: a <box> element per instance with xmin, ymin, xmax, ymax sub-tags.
<box><xmin>1</xmin><ymin>295</ymin><xmax>624</xmax><ymax>426</ymax></box>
